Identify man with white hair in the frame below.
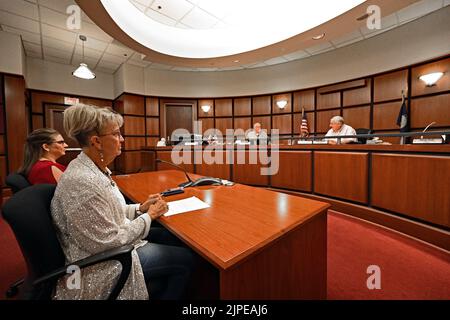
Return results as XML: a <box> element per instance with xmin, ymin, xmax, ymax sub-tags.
<box><xmin>325</xmin><ymin>116</ymin><xmax>357</xmax><ymax>144</ymax></box>
<box><xmin>247</xmin><ymin>122</ymin><xmax>268</xmax><ymax>144</ymax></box>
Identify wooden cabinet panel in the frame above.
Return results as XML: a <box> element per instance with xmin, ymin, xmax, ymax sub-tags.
<box><xmin>293</xmin><ymin>90</ymin><xmax>315</xmax><ymax>112</ymax></box>
<box><xmin>271</xmin><ymin>151</ymin><xmax>312</xmax><ymax>192</ymax></box>
<box><xmin>79</xmin><ymin>97</ymin><xmax>112</xmax><ymax>108</ymax></box>
<box><xmin>146</xmin><ymin>117</ymin><xmax>159</xmax><ymax>136</ymax></box>
<box><xmin>233</xmin><ymin>117</ymin><xmax>251</xmax><ymax>135</ymax></box>
<box><xmin>32</xmin><ymin>114</ymin><xmax>44</xmax><ymax>130</ymax></box>
<box><xmin>156</xmin><ymin>150</ymin><xmax>194</xmax><ymax>173</ymax></box>
<box><xmin>233</xmin><ymin>150</ymin><xmax>269</xmax><ymax>186</ymax></box>
<box><xmin>252</xmin><ymin>116</ymin><xmax>271</xmax><ymax>132</ymax></box>
<box><xmin>116</xmin><ymin>151</ymin><xmax>142</xmax><ymax>174</ymax></box>
<box><xmin>215</xmin><ymin>118</ymin><xmax>233</xmax><ymax>138</ymax></box>
<box><xmin>146</xmin><ymin>137</ymin><xmax>159</xmax><ymax>147</ymax></box>
<box><xmin>123</xmin><ymin>116</ymin><xmax>145</xmax><ymax>135</ymax></box>
<box><xmin>5</xmin><ymin>76</ymin><xmax>27</xmax><ymax>172</ymax></box>
<box><xmin>124</xmin><ymin>137</ymin><xmax>146</xmax><ymax>151</ymax></box>
<box><xmin>342</xmin><ymin>106</ymin><xmax>370</xmax><ymax>130</ymax></box>
<box><xmin>272</xmin><ymin>114</ymin><xmax>292</xmax><ymax>135</ymax></box>
<box><xmin>198</xmin><ymin>99</ymin><xmax>214</xmax><ymax>117</ymax></box>
<box><xmin>293</xmin><ymin>113</ymin><xmax>315</xmax><ymax>134</ymax></box>
<box><xmin>215</xmin><ymin>99</ymin><xmax>232</xmax><ymax>117</ymax></box>
<box><xmin>411</xmin><ymin>57</ymin><xmax>450</xmax><ymax>97</ymax></box>
<box><xmin>146</xmin><ymin>97</ymin><xmax>159</xmax><ymax>116</ymax></box>
<box><xmin>372</xmin><ymin>154</ymin><xmax>450</xmax><ymax>227</ymax></box>
<box><xmin>411</xmin><ymin>94</ymin><xmax>450</xmax><ymax>129</ymax></box>
<box><xmin>317</xmin><ymin>91</ymin><xmax>340</xmax><ymax>110</ymax></box>
<box><xmin>234</xmin><ymin>98</ymin><xmax>251</xmax><ymax>116</ymax></box>
<box><xmin>272</xmin><ymin>93</ymin><xmax>292</xmax><ymax>113</ymax></box>
<box><xmin>314</xmin><ymin>152</ymin><xmax>368</xmax><ymax>203</ymax></box>
<box><xmin>198</xmin><ymin>118</ymin><xmax>215</xmax><ymax>135</ymax></box>
<box><xmin>115</xmin><ymin>94</ymin><xmax>144</xmax><ymax>115</ymax></box>
<box><xmin>373</xmin><ymin>102</ymin><xmax>403</xmax><ymax>130</ymax></box>
<box><xmin>195</xmin><ymin>150</ymin><xmax>231</xmax><ymax>180</ymax></box>
<box><xmin>343</xmin><ymin>79</ymin><xmax>371</xmax><ymax>106</ymax></box>
<box><xmin>316</xmin><ymin>110</ymin><xmax>338</xmax><ymax>133</ymax></box>
<box><xmin>0</xmin><ymin>155</ymin><xmax>6</xmax><ymax>186</ymax></box>
<box><xmin>31</xmin><ymin>92</ymin><xmax>64</xmax><ymax>113</ymax></box>
<box><xmin>252</xmin><ymin>96</ymin><xmax>271</xmax><ymax>115</ymax></box>
<box><xmin>374</xmin><ymin>70</ymin><xmax>408</xmax><ymax>102</ymax></box>
<box><xmin>0</xmin><ymin>136</ymin><xmax>4</xmax><ymax>154</ymax></box>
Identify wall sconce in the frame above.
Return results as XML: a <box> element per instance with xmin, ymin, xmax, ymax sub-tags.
<box><xmin>201</xmin><ymin>105</ymin><xmax>211</xmax><ymax>113</ymax></box>
<box><xmin>276</xmin><ymin>100</ymin><xmax>288</xmax><ymax>109</ymax></box>
<box><xmin>419</xmin><ymin>72</ymin><xmax>444</xmax><ymax>87</ymax></box>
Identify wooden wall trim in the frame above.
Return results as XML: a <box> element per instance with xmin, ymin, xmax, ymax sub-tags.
<box><xmin>318</xmin><ymin>79</ymin><xmax>366</xmax><ymax>94</ymax></box>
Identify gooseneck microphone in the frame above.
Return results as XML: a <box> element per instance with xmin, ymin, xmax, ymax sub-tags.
<box><xmin>155</xmin><ymin>159</ymin><xmax>193</xmax><ymax>188</ymax></box>
<box><xmin>421</xmin><ymin>121</ymin><xmax>437</xmax><ymax>139</ymax></box>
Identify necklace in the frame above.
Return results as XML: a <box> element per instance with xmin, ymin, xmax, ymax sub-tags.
<box><xmin>97</xmin><ymin>165</ymin><xmax>116</xmax><ymax>187</ymax></box>
<box><xmin>103</xmin><ymin>170</ymin><xmax>116</xmax><ymax>187</ymax></box>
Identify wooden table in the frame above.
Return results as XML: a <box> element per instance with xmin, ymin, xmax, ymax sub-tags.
<box><xmin>113</xmin><ymin>170</ymin><xmax>330</xmax><ymax>299</ymax></box>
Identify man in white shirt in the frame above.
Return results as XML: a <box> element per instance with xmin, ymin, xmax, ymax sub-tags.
<box><xmin>246</xmin><ymin>122</ymin><xmax>268</xmax><ymax>144</ymax></box>
<box><xmin>325</xmin><ymin>116</ymin><xmax>357</xmax><ymax>144</ymax></box>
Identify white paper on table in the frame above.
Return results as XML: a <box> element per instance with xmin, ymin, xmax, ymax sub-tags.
<box><xmin>164</xmin><ymin>196</ymin><xmax>210</xmax><ymax>217</ymax></box>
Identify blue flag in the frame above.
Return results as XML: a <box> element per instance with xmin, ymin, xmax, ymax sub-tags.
<box><xmin>396</xmin><ymin>99</ymin><xmax>409</xmax><ymax>132</ymax></box>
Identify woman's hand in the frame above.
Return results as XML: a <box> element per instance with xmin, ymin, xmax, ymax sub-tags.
<box><xmin>139</xmin><ymin>193</ymin><xmax>162</xmax><ymax>213</ymax></box>
<box><xmin>147</xmin><ymin>199</ymin><xmax>169</xmax><ymax>220</ymax></box>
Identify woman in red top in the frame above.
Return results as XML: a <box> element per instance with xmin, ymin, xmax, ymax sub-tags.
<box><xmin>18</xmin><ymin>128</ymin><xmax>68</xmax><ymax>184</ymax></box>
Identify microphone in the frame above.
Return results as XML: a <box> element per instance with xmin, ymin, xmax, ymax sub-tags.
<box><xmin>421</xmin><ymin>121</ymin><xmax>436</xmax><ymax>139</ymax></box>
<box><xmin>156</xmin><ymin>159</ymin><xmax>193</xmax><ymax>188</ymax></box>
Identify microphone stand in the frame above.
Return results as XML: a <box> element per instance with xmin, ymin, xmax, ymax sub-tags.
<box><xmin>156</xmin><ymin>159</ymin><xmax>193</xmax><ymax>188</ymax></box>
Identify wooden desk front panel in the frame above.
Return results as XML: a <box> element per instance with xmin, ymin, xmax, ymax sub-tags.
<box><xmin>156</xmin><ymin>150</ymin><xmax>194</xmax><ymax>173</ymax></box>
<box><xmin>232</xmin><ymin>150</ymin><xmax>269</xmax><ymax>186</ymax></box>
<box><xmin>194</xmin><ymin>150</ymin><xmax>231</xmax><ymax>180</ymax></box>
<box><xmin>270</xmin><ymin>151</ymin><xmax>312</xmax><ymax>192</ymax></box>
<box><xmin>372</xmin><ymin>154</ymin><xmax>450</xmax><ymax>228</ymax></box>
<box><xmin>314</xmin><ymin>152</ymin><xmax>368</xmax><ymax>204</ymax></box>
<box><xmin>220</xmin><ymin>213</ymin><xmax>326</xmax><ymax>299</ymax></box>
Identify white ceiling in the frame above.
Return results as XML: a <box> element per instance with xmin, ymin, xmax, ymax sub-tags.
<box><xmin>0</xmin><ymin>0</ymin><xmax>448</xmax><ymax>74</ymax></box>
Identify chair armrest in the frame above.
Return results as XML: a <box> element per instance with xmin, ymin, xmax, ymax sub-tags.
<box><xmin>33</xmin><ymin>244</ymin><xmax>134</xmax><ymax>300</ymax></box>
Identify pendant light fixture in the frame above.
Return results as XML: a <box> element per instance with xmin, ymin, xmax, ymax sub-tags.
<box><xmin>72</xmin><ymin>35</ymin><xmax>96</xmax><ymax>80</ymax></box>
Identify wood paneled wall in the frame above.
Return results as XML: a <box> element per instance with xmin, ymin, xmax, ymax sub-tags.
<box><xmin>114</xmin><ymin>94</ymin><xmax>160</xmax><ymax>173</ymax></box>
<box><xmin>5</xmin><ymin>76</ymin><xmax>27</xmax><ymax>174</ymax></box>
<box><xmin>193</xmin><ymin>55</ymin><xmax>450</xmax><ymax>139</ymax></box>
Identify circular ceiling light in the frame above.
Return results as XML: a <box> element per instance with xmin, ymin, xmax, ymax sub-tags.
<box><xmin>100</xmin><ymin>0</ymin><xmax>365</xmax><ymax>59</ymax></box>
<box><xmin>312</xmin><ymin>33</ymin><xmax>325</xmax><ymax>40</ymax></box>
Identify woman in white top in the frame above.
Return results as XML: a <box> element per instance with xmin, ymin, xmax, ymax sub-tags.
<box><xmin>51</xmin><ymin>104</ymin><xmax>194</xmax><ymax>299</ymax></box>
<box><xmin>325</xmin><ymin>116</ymin><xmax>357</xmax><ymax>144</ymax></box>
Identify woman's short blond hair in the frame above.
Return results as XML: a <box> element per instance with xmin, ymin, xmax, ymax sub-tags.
<box><xmin>63</xmin><ymin>104</ymin><xmax>123</xmax><ymax>147</ymax></box>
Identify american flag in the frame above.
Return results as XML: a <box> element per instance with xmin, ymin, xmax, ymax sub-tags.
<box><xmin>300</xmin><ymin>108</ymin><xmax>309</xmax><ymax>137</ymax></box>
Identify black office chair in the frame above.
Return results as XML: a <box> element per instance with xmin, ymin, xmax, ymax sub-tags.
<box><xmin>4</xmin><ymin>172</ymin><xmax>32</xmax><ymax>297</ymax></box>
<box><xmin>2</xmin><ymin>184</ymin><xmax>134</xmax><ymax>300</ymax></box>
<box><xmin>5</xmin><ymin>173</ymin><xmax>31</xmax><ymax>194</ymax></box>
<box><xmin>355</xmin><ymin>128</ymin><xmax>372</xmax><ymax>144</ymax></box>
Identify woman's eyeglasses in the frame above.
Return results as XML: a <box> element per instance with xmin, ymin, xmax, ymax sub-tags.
<box><xmin>99</xmin><ymin>131</ymin><xmax>123</xmax><ymax>139</ymax></box>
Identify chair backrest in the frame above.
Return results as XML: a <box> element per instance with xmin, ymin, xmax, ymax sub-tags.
<box><xmin>2</xmin><ymin>184</ymin><xmax>65</xmax><ymax>299</ymax></box>
<box><xmin>355</xmin><ymin>128</ymin><xmax>372</xmax><ymax>144</ymax></box>
<box><xmin>6</xmin><ymin>173</ymin><xmax>31</xmax><ymax>194</ymax></box>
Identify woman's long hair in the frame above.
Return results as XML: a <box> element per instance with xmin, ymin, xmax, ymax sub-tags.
<box><xmin>17</xmin><ymin>128</ymin><xmax>59</xmax><ymax>176</ymax></box>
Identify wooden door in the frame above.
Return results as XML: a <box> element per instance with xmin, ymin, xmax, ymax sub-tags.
<box><xmin>165</xmin><ymin>104</ymin><xmax>193</xmax><ymax>139</ymax></box>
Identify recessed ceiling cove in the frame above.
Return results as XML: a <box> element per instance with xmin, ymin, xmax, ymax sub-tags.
<box><xmin>101</xmin><ymin>0</ymin><xmax>365</xmax><ymax>58</ymax></box>
<box><xmin>77</xmin><ymin>0</ymin><xmax>421</xmax><ymax>68</ymax></box>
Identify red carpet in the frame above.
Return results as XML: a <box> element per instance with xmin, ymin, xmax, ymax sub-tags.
<box><xmin>0</xmin><ymin>210</ymin><xmax>449</xmax><ymax>299</ymax></box>
<box><xmin>327</xmin><ymin>211</ymin><xmax>450</xmax><ymax>300</ymax></box>
<box><xmin>0</xmin><ymin>213</ymin><xmax>26</xmax><ymax>300</ymax></box>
